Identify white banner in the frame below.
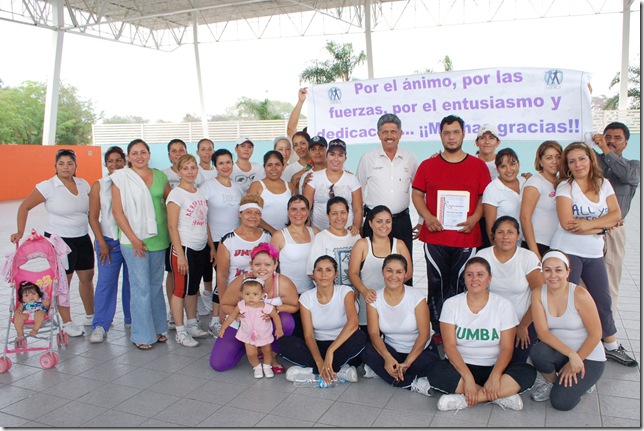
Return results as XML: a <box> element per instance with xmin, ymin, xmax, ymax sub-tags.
<box><xmin>307</xmin><ymin>67</ymin><xmax>593</xmax><ymax>144</ymax></box>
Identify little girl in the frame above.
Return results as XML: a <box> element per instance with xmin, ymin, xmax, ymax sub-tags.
<box><xmin>14</xmin><ymin>281</ymin><xmax>50</xmax><ymax>341</ymax></box>
<box><xmin>218</xmin><ymin>277</ymin><xmax>284</xmax><ymax>378</ymax></box>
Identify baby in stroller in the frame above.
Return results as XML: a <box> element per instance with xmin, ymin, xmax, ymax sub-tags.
<box><xmin>14</xmin><ymin>281</ymin><xmax>50</xmax><ymax>341</ymax></box>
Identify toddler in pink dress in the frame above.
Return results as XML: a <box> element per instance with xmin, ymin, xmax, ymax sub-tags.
<box><xmin>218</xmin><ymin>278</ymin><xmax>284</xmax><ymax>378</ymax></box>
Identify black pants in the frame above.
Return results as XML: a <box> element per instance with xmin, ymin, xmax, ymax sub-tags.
<box><xmin>428</xmin><ymin>359</ymin><xmax>536</xmax><ymax>394</ymax></box>
<box><xmin>278</xmin><ymin>329</ymin><xmax>366</xmax><ymax>373</ymax></box>
<box><xmin>361</xmin><ymin>340</ymin><xmax>438</xmax><ymax>387</ymax></box>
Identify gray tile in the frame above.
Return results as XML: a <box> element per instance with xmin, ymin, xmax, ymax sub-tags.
<box><xmin>34</xmin><ymin>400</ymin><xmax>106</xmax><ymax>427</ymax></box>
<box><xmin>488</xmin><ymin>397</ymin><xmax>546</xmax><ymax>427</ymax></box>
<box><xmin>111</xmin><ymin>346</ymin><xmax>169</xmax><ymax>367</ymax></box>
<box><xmin>141</xmin><ymin>353</ymin><xmax>198</xmax><ymax>372</ymax></box>
<box><xmin>598</xmin><ymin>395</ymin><xmax>640</xmax><ymax>420</ymax></box>
<box><xmin>113</xmin><ymin>390</ymin><xmax>180</xmax><ymax>417</ymax></box>
<box><xmin>433</xmin><ymin>400</ymin><xmax>493</xmax><ymax>424</ymax></box>
<box><xmin>111</xmin><ymin>367</ymin><xmax>172</xmax><ymax>389</ymax></box>
<box><xmin>210</xmin><ymin>364</ymin><xmax>261</xmax><ymax>387</ymax></box>
<box><xmin>337</xmin><ymin>378</ymin><xmax>397</xmax><ymax>407</ymax></box>
<box><xmin>77</xmin><ymin>360</ymin><xmax>138</xmax><ymax>382</ymax></box>
<box><xmin>78</xmin><ymin>342</ymin><xmax>131</xmax><ymax>360</ymax></box>
<box><xmin>255</xmin><ymin>413</ymin><xmax>315</xmax><ymax>427</ymax></box>
<box><xmin>188</xmin><ymin>380</ymin><xmax>248</xmax><ymax>405</ymax></box>
<box><xmin>251</xmin><ymin>373</ymin><xmax>298</xmax><ymax>393</ymax></box>
<box><xmin>153</xmin><ymin>397</ymin><xmax>215</xmax><ymax>426</ymax></box>
<box><xmin>50</xmin><ymin>354</ymin><xmax>106</xmax><ymax>375</ymax></box>
<box><xmin>147</xmin><ymin>373</ymin><xmax>205</xmax><ymax>397</ymax></box>
<box><xmin>372</xmin><ymin>408</ymin><xmax>433</xmax><ymax>427</ymax></box>
<box><xmin>597</xmin><ymin>377</ymin><xmax>640</xmax><ymax>398</ymax></box>
<box><xmin>166</xmin><ymin>341</ymin><xmax>214</xmax><ymax>358</ymax></box>
<box><xmin>139</xmin><ymin>418</ymin><xmax>180</xmax><ymax>427</ymax></box>
<box><xmin>600</xmin><ymin>362</ymin><xmax>642</xmax><ymax>382</ymax></box>
<box><xmin>19</xmin><ymin>420</ymin><xmax>51</xmax><ymax>427</ymax></box>
<box><xmin>175</xmin><ymin>356</ymin><xmax>219</xmax><ymax>379</ymax></box>
<box><xmin>42</xmin><ymin>375</ymin><xmax>105</xmax><ymax>400</ymax></box>
<box><xmin>76</xmin><ymin>382</ymin><xmax>141</xmax><ymax>408</ymax></box>
<box><xmin>602</xmin><ymin>415</ymin><xmax>642</xmax><ymax>427</ymax></box>
<box><xmin>291</xmin><ymin>382</ymin><xmax>350</xmax><ymax>401</ymax></box>
<box><xmin>384</xmin><ymin>386</ymin><xmax>438</xmax><ymax>413</ymax></box>
<box><xmin>0</xmin><ymin>362</ymin><xmax>45</xmax><ymax>385</ymax></box>
<box><xmin>227</xmin><ymin>386</ymin><xmax>290</xmax><ymax>413</ymax></box>
<box><xmin>269</xmin><ymin>393</ymin><xmax>334</xmax><ymax>422</ymax></box>
<box><xmin>10</xmin><ymin>368</ymin><xmax>71</xmax><ymax>391</ymax></box>
<box><xmin>430</xmin><ymin>416</ymin><xmax>485</xmax><ymax>427</ymax></box>
<box><xmin>0</xmin><ymin>411</ymin><xmax>30</xmax><ymax>427</ymax></box>
<box><xmin>317</xmin><ymin>401</ymin><xmax>381</xmax><ymax>427</ymax></box>
<box><xmin>198</xmin><ymin>406</ymin><xmax>265</xmax><ymax>427</ymax></box>
<box><xmin>545</xmin><ymin>409</ymin><xmax>602</xmax><ymax>427</ymax></box>
<box><xmin>81</xmin><ymin>410</ymin><xmax>148</xmax><ymax>427</ymax></box>
<box><xmin>1</xmin><ymin>392</ymin><xmax>69</xmax><ymax>420</ymax></box>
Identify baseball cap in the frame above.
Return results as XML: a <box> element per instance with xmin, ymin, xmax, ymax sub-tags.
<box><xmin>476</xmin><ymin>124</ymin><xmax>500</xmax><ymax>140</ymax></box>
<box><xmin>309</xmin><ymin>135</ymin><xmax>328</xmax><ymax>149</ymax></box>
<box><xmin>327</xmin><ymin>138</ymin><xmax>347</xmax><ymax>154</ymax></box>
<box><xmin>236</xmin><ymin>136</ymin><xmax>254</xmax><ymax>147</ymax></box>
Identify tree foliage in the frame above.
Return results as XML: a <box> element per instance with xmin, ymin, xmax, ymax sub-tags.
<box><xmin>103</xmin><ymin>115</ymin><xmax>149</xmax><ymax>124</ymax></box>
<box><xmin>0</xmin><ymin>81</ymin><xmax>96</xmax><ymax>144</ymax></box>
<box><xmin>604</xmin><ymin>62</ymin><xmax>640</xmax><ymax>110</ymax></box>
<box><xmin>232</xmin><ymin>97</ymin><xmax>292</xmax><ymax>120</ymax></box>
<box><xmin>299</xmin><ymin>41</ymin><xmax>366</xmax><ymax>85</ymax></box>
<box><xmin>415</xmin><ymin>55</ymin><xmax>454</xmax><ymax>74</ymax></box>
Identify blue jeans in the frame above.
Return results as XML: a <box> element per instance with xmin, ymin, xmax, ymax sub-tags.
<box><xmin>93</xmin><ymin>237</ymin><xmax>131</xmax><ymax>331</ymax></box>
<box><xmin>121</xmin><ymin>246</ymin><xmax>168</xmax><ymax>345</ymax></box>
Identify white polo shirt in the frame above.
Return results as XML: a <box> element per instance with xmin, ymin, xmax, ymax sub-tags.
<box><xmin>36</xmin><ymin>176</ymin><xmax>91</xmax><ymax>238</ymax></box>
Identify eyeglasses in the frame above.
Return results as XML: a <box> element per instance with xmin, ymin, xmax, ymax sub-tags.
<box><xmin>329</xmin><ymin>183</ymin><xmax>335</xmax><ymax>198</ymax></box>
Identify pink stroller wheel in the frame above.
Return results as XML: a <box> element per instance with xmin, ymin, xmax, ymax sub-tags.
<box><xmin>40</xmin><ymin>353</ymin><xmax>56</xmax><ymax>369</ymax></box>
<box><xmin>0</xmin><ymin>357</ymin><xmax>11</xmax><ymax>373</ymax></box>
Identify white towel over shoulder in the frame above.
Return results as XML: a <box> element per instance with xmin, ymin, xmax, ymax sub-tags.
<box><xmin>110</xmin><ymin>167</ymin><xmax>157</xmax><ymax>245</ymax></box>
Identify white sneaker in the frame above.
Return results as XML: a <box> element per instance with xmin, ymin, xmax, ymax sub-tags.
<box><xmin>89</xmin><ymin>327</ymin><xmax>106</xmax><ymax>343</ymax></box>
<box><xmin>175</xmin><ymin>332</ymin><xmax>199</xmax><ymax>347</ymax></box>
<box><xmin>254</xmin><ymin>364</ymin><xmax>264</xmax><ymax>378</ymax></box>
<box><xmin>167</xmin><ymin>312</ymin><xmax>176</xmax><ymax>330</ymax></box>
<box><xmin>83</xmin><ymin>314</ymin><xmax>94</xmax><ymax>326</ymax></box>
<box><xmin>262</xmin><ymin>363</ymin><xmax>274</xmax><ymax>378</ymax></box>
<box><xmin>586</xmin><ymin>384</ymin><xmax>596</xmax><ymax>394</ymax></box>
<box><xmin>208</xmin><ymin>320</ymin><xmax>222</xmax><ymax>337</ymax></box>
<box><xmin>337</xmin><ymin>364</ymin><xmax>358</xmax><ymax>382</ymax></box>
<box><xmin>363</xmin><ymin>364</ymin><xmax>378</xmax><ymax>378</ymax></box>
<box><xmin>531</xmin><ymin>381</ymin><xmax>553</xmax><ymax>402</ymax></box>
<box><xmin>409</xmin><ymin>376</ymin><xmax>433</xmax><ymax>397</ymax></box>
<box><xmin>492</xmin><ymin>394</ymin><xmax>524</xmax><ymax>411</ymax></box>
<box><xmin>437</xmin><ymin>394</ymin><xmax>468</xmax><ymax>411</ymax></box>
<box><xmin>63</xmin><ymin>321</ymin><xmax>84</xmax><ymax>337</ymax></box>
<box><xmin>286</xmin><ymin>365</ymin><xmax>314</xmax><ymax>382</ymax></box>
<box><xmin>186</xmin><ymin>322</ymin><xmax>208</xmax><ymax>338</ymax></box>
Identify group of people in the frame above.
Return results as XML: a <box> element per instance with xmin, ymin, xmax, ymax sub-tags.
<box><xmin>9</xmin><ymin>88</ymin><xmax>639</xmax><ymax>412</ymax></box>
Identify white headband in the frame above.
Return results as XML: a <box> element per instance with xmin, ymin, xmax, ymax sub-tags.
<box><xmin>239</xmin><ymin>203</ymin><xmax>262</xmax><ymax>213</ymax></box>
<box><xmin>242</xmin><ymin>277</ymin><xmax>265</xmax><ymax>287</ymax></box>
<box><xmin>542</xmin><ymin>251</ymin><xmax>570</xmax><ymax>267</ymax></box>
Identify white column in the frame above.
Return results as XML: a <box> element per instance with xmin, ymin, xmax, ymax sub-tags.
<box><xmin>42</xmin><ymin>0</ymin><xmax>65</xmax><ymax>145</ymax></box>
<box><xmin>364</xmin><ymin>0</ymin><xmax>374</xmax><ymax>79</ymax></box>
<box><xmin>618</xmin><ymin>0</ymin><xmax>632</xmax><ymax>110</ymax></box>
<box><xmin>193</xmin><ymin>13</ymin><xmax>209</xmax><ymax>138</ymax></box>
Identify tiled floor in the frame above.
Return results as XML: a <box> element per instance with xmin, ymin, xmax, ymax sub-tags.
<box><xmin>0</xmin><ymin>194</ymin><xmax>639</xmax><ymax>427</ymax></box>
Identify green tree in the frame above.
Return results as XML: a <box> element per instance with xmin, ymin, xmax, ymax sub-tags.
<box><xmin>182</xmin><ymin>113</ymin><xmax>201</xmax><ymax>122</ymax></box>
<box><xmin>0</xmin><ymin>81</ymin><xmax>96</xmax><ymax>144</ymax></box>
<box><xmin>103</xmin><ymin>115</ymin><xmax>149</xmax><ymax>124</ymax></box>
<box><xmin>604</xmin><ymin>63</ymin><xmax>640</xmax><ymax>110</ymax></box>
<box><xmin>233</xmin><ymin>97</ymin><xmax>292</xmax><ymax>120</ymax></box>
<box><xmin>415</xmin><ymin>55</ymin><xmax>454</xmax><ymax>74</ymax></box>
<box><xmin>299</xmin><ymin>41</ymin><xmax>366</xmax><ymax>85</ymax></box>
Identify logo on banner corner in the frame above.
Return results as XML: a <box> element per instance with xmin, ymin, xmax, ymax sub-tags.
<box><xmin>328</xmin><ymin>87</ymin><xmax>342</xmax><ymax>103</ymax></box>
<box><xmin>544</xmin><ymin>70</ymin><xmax>563</xmax><ymax>89</ymax></box>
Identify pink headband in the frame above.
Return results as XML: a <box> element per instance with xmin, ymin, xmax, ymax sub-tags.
<box><xmin>251</xmin><ymin>242</ymin><xmax>279</xmax><ymax>261</ymax></box>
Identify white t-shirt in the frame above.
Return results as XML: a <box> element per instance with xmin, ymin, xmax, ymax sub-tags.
<box><xmin>298</xmin><ymin>169</ymin><xmax>314</xmax><ymax>195</ymax></box>
<box><xmin>550</xmin><ymin>179</ymin><xmax>615</xmax><ymax>258</ymax></box>
<box><xmin>485</xmin><ymin>159</ymin><xmax>498</xmax><ymax>180</ymax></box>
<box><xmin>199</xmin><ymin>179</ymin><xmax>243</xmax><ymax>241</ymax></box>
<box><xmin>370</xmin><ymin>287</ymin><xmax>429</xmax><ymax>354</ymax></box>
<box><xmin>482</xmin><ymin>177</ymin><xmax>525</xmax><ymax>234</ymax></box>
<box><xmin>231</xmin><ymin>162</ymin><xmax>263</xmax><ymax>194</ymax></box>
<box><xmin>440</xmin><ymin>292</ymin><xmax>518</xmax><ymax>366</ymax></box>
<box><xmin>221</xmin><ymin>230</ymin><xmax>272</xmax><ymax>284</ymax></box>
<box><xmin>199</xmin><ymin>165</ymin><xmax>218</xmax><ymax>182</ymax></box>
<box><xmin>163</xmin><ymin>167</ymin><xmax>206</xmax><ymax>189</ymax></box>
<box><xmin>282</xmin><ymin>161</ymin><xmax>307</xmax><ymax>183</ymax></box>
<box><xmin>36</xmin><ymin>176</ymin><xmax>91</xmax><ymax>238</ymax></box>
<box><xmin>300</xmin><ymin>285</ymin><xmax>354</xmax><ymax>341</ymax></box>
<box><xmin>475</xmin><ymin>247</ymin><xmax>540</xmax><ymax>321</ymax></box>
<box><xmin>165</xmin><ymin>187</ymin><xmax>209</xmax><ymax>250</ymax></box>
<box><xmin>520</xmin><ymin>172</ymin><xmax>558</xmax><ymax>246</ymax></box>
<box><xmin>307</xmin><ymin>229</ymin><xmax>360</xmax><ymax>286</ymax></box>
<box><xmin>308</xmin><ymin>169</ymin><xmax>361</xmax><ymax>230</ymax></box>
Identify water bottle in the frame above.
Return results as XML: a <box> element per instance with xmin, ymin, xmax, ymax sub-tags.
<box><xmin>293</xmin><ymin>374</ymin><xmax>346</xmax><ymax>388</ymax></box>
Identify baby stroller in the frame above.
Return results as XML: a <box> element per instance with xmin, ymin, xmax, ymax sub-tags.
<box><xmin>0</xmin><ymin>230</ymin><xmax>69</xmax><ymax>372</ymax></box>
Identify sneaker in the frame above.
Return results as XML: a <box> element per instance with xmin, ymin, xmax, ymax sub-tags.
<box><xmin>63</xmin><ymin>321</ymin><xmax>84</xmax><ymax>337</ymax></box>
<box><xmin>586</xmin><ymin>384</ymin><xmax>596</xmax><ymax>394</ymax></box>
<box><xmin>175</xmin><ymin>332</ymin><xmax>199</xmax><ymax>347</ymax></box>
<box><xmin>363</xmin><ymin>364</ymin><xmax>378</xmax><ymax>379</ymax></box>
<box><xmin>437</xmin><ymin>393</ymin><xmax>468</xmax><ymax>412</ymax></box>
<box><xmin>208</xmin><ymin>320</ymin><xmax>222</xmax><ymax>337</ymax></box>
<box><xmin>286</xmin><ymin>365</ymin><xmax>314</xmax><ymax>382</ymax></box>
<box><xmin>605</xmin><ymin>344</ymin><xmax>638</xmax><ymax>367</ymax></box>
<box><xmin>492</xmin><ymin>394</ymin><xmax>524</xmax><ymax>411</ymax></box>
<box><xmin>337</xmin><ymin>364</ymin><xmax>358</xmax><ymax>383</ymax></box>
<box><xmin>262</xmin><ymin>363</ymin><xmax>274</xmax><ymax>378</ymax></box>
<box><xmin>531</xmin><ymin>381</ymin><xmax>553</xmax><ymax>402</ymax></box>
<box><xmin>409</xmin><ymin>376</ymin><xmax>433</xmax><ymax>397</ymax></box>
<box><xmin>89</xmin><ymin>326</ymin><xmax>106</xmax><ymax>343</ymax></box>
<box><xmin>186</xmin><ymin>323</ymin><xmax>208</xmax><ymax>338</ymax></box>
<box><xmin>83</xmin><ymin>314</ymin><xmax>94</xmax><ymax>326</ymax></box>
<box><xmin>254</xmin><ymin>364</ymin><xmax>264</xmax><ymax>379</ymax></box>
<box><xmin>167</xmin><ymin>312</ymin><xmax>176</xmax><ymax>330</ymax></box>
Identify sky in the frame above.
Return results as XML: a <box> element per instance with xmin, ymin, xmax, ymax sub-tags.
<box><xmin>0</xmin><ymin>7</ymin><xmax>640</xmax><ymax>123</ymax></box>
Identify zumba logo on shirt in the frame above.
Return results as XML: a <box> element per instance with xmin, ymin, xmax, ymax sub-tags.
<box><xmin>455</xmin><ymin>325</ymin><xmax>500</xmax><ymax>341</ymax></box>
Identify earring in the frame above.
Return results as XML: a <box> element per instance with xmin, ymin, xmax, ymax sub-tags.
<box><xmin>566</xmin><ymin>169</ymin><xmax>571</xmax><ymax>177</ymax></box>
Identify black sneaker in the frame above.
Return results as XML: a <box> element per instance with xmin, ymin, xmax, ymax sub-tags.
<box><xmin>605</xmin><ymin>344</ymin><xmax>638</xmax><ymax>367</ymax></box>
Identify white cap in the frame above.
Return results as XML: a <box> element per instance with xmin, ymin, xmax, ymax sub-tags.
<box><xmin>236</xmin><ymin>136</ymin><xmax>254</xmax><ymax>146</ymax></box>
<box><xmin>476</xmin><ymin>124</ymin><xmax>500</xmax><ymax>139</ymax></box>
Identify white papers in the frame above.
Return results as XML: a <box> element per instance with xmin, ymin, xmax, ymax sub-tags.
<box><xmin>437</xmin><ymin>190</ymin><xmax>470</xmax><ymax>230</ymax></box>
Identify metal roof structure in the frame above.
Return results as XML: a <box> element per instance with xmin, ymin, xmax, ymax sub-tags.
<box><xmin>0</xmin><ymin>0</ymin><xmax>638</xmax><ymax>144</ymax></box>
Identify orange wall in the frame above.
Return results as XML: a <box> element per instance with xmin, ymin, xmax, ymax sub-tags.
<box><xmin>0</xmin><ymin>145</ymin><xmax>103</xmax><ymax>201</ymax></box>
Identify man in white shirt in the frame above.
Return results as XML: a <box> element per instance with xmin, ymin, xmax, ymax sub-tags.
<box><xmin>357</xmin><ymin>114</ymin><xmax>421</xmax><ymax>262</ymax></box>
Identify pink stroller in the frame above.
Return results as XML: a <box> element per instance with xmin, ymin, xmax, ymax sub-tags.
<box><xmin>0</xmin><ymin>230</ymin><xmax>69</xmax><ymax>372</ymax></box>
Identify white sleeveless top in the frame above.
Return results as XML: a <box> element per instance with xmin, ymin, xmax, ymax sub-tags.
<box><xmin>356</xmin><ymin>237</ymin><xmax>400</xmax><ymax>325</ymax></box>
<box><xmin>541</xmin><ymin>283</ymin><xmax>606</xmax><ymax>362</ymax></box>
<box><xmin>221</xmin><ymin>230</ymin><xmax>272</xmax><ymax>284</ymax></box>
<box><xmin>99</xmin><ymin>177</ymin><xmax>119</xmax><ymax>240</ymax></box>
<box><xmin>279</xmin><ymin>227</ymin><xmax>315</xmax><ymax>294</ymax></box>
<box><xmin>259</xmin><ymin>180</ymin><xmax>291</xmax><ymax>231</ymax></box>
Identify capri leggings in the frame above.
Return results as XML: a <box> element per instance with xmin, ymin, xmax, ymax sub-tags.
<box><xmin>361</xmin><ymin>340</ymin><xmax>438</xmax><ymax>387</ymax></box>
<box><xmin>530</xmin><ymin>341</ymin><xmax>605</xmax><ymax>411</ymax></box>
<box><xmin>210</xmin><ymin>312</ymin><xmax>295</xmax><ymax>371</ymax></box>
<box><xmin>567</xmin><ymin>254</ymin><xmax>616</xmax><ymax>339</ymax></box>
<box><xmin>170</xmin><ymin>245</ymin><xmax>209</xmax><ymax>298</ymax></box>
